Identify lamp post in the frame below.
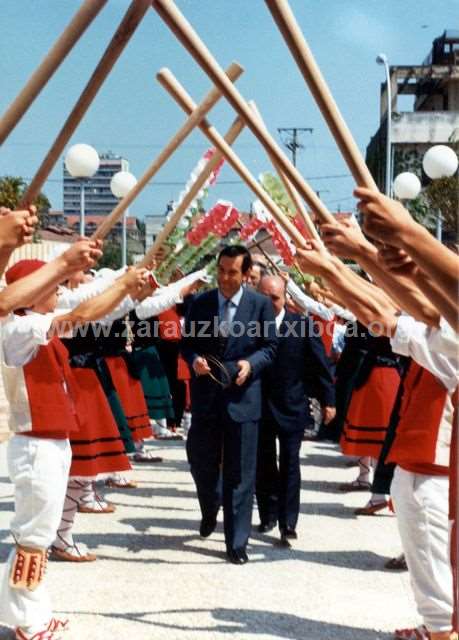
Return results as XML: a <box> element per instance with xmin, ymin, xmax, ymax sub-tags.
<box><xmin>376</xmin><ymin>53</ymin><xmax>392</xmax><ymax>196</ymax></box>
<box><xmin>393</xmin><ymin>145</ymin><xmax>458</xmax><ymax>243</ymax></box>
<box><xmin>110</xmin><ymin>170</ymin><xmax>137</xmax><ymax>267</ymax></box>
<box><xmin>65</xmin><ymin>143</ymin><xmax>99</xmax><ymax>236</ymax></box>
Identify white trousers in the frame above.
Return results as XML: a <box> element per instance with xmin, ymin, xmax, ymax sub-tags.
<box><xmin>391</xmin><ymin>466</ymin><xmax>453</xmax><ymax>633</ymax></box>
<box><xmin>0</xmin><ymin>435</ymin><xmax>71</xmax><ymax>630</ymax></box>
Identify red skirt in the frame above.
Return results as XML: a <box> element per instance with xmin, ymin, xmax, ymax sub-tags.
<box><xmin>105</xmin><ymin>355</ymin><xmax>152</xmax><ymax>442</ymax></box>
<box><xmin>341</xmin><ymin>366</ymin><xmax>400</xmax><ymax>458</ymax></box>
<box><xmin>69</xmin><ymin>367</ymin><xmax>131</xmax><ymax>478</ymax></box>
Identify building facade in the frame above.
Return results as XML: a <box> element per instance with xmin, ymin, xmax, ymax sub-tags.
<box><xmin>366</xmin><ymin>30</ymin><xmax>459</xmax><ymax>191</ymax></box>
<box><xmin>63</xmin><ymin>152</ymin><xmax>129</xmax><ymax>217</ymax></box>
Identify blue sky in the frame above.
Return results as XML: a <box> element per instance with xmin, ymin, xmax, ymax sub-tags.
<box><xmin>0</xmin><ymin>0</ymin><xmax>456</xmax><ymax>218</ymax></box>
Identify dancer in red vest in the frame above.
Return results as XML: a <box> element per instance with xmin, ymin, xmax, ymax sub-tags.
<box><xmin>0</xmin><ymin>255</ymin><xmax>147</xmax><ymax>640</ymax></box>
<box><xmin>295</xmin><ymin>240</ymin><xmax>457</xmax><ymax>640</ymax></box>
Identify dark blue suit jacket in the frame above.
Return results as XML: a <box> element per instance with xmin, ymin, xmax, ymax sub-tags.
<box><xmin>263</xmin><ymin>310</ymin><xmax>335</xmax><ymax>432</ymax></box>
<box><xmin>181</xmin><ymin>287</ymin><xmax>278</xmax><ymax>423</ymax></box>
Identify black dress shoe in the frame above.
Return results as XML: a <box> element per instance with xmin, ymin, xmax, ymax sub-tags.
<box><xmin>199</xmin><ymin>514</ymin><xmax>217</xmax><ymax>538</ymax></box>
<box><xmin>226</xmin><ymin>548</ymin><xmax>249</xmax><ymax>565</ymax></box>
<box><xmin>280</xmin><ymin>527</ymin><xmax>297</xmax><ymax>540</ymax></box>
<box><xmin>257</xmin><ymin>520</ymin><xmax>277</xmax><ymax>534</ymax></box>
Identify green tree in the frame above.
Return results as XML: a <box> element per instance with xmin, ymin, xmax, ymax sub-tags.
<box><xmin>0</xmin><ymin>175</ymin><xmax>51</xmax><ymax>225</ymax></box>
<box><xmin>96</xmin><ymin>241</ymin><xmax>124</xmax><ymax>270</ymax></box>
<box><xmin>424</xmin><ymin>176</ymin><xmax>458</xmax><ymax>240</ymax></box>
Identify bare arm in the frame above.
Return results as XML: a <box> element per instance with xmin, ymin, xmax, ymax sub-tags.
<box><xmin>50</xmin><ymin>267</ymin><xmax>148</xmax><ymax>336</ymax></box>
<box><xmin>296</xmin><ymin>241</ymin><xmax>399</xmax><ymax>337</ymax></box>
<box><xmin>321</xmin><ymin>220</ymin><xmax>440</xmax><ymax>326</ymax></box>
<box><xmin>0</xmin><ymin>207</ymin><xmax>39</xmax><ymax>278</ymax></box>
<box><xmin>0</xmin><ymin>239</ymin><xmax>102</xmax><ymax>317</ymax></box>
<box><xmin>356</xmin><ymin>187</ymin><xmax>459</xmax><ymax>308</ymax></box>
<box><xmin>376</xmin><ymin>245</ymin><xmax>458</xmax><ymax>332</ymax></box>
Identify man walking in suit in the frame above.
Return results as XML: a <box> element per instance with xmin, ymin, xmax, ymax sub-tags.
<box><xmin>257</xmin><ymin>275</ymin><xmax>336</xmax><ymax>544</ymax></box>
<box><xmin>181</xmin><ymin>245</ymin><xmax>277</xmax><ymax>564</ymax></box>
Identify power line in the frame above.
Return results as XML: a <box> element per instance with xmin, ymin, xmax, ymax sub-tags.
<box><xmin>277</xmin><ymin>127</ymin><xmax>313</xmax><ymax>166</ymax></box>
<box><xmin>13</xmin><ymin>173</ymin><xmax>352</xmax><ymax>186</ymax></box>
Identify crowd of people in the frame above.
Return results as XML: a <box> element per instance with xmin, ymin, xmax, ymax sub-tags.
<box><xmin>0</xmin><ymin>189</ymin><xmax>456</xmax><ymax>640</ymax></box>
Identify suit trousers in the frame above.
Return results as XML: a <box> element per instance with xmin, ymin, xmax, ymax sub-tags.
<box><xmin>391</xmin><ymin>467</ymin><xmax>453</xmax><ymax>633</ymax></box>
<box><xmin>0</xmin><ymin>435</ymin><xmax>71</xmax><ymax>630</ymax></box>
<box><xmin>186</xmin><ymin>409</ymin><xmax>258</xmax><ymax>551</ymax></box>
<box><xmin>256</xmin><ymin>418</ymin><xmax>303</xmax><ymax>531</ymax></box>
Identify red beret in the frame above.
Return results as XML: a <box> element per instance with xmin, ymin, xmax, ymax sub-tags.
<box><xmin>5</xmin><ymin>259</ymin><xmax>46</xmax><ymax>285</ymax></box>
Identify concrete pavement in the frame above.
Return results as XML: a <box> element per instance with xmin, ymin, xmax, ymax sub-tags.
<box><xmin>0</xmin><ymin>438</ymin><xmax>417</xmax><ymax>640</ymax></box>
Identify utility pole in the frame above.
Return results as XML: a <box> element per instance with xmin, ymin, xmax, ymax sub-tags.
<box><xmin>277</xmin><ymin>127</ymin><xmax>313</xmax><ymax>167</ymax></box>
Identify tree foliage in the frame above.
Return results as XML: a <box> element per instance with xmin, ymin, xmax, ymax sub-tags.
<box><xmin>0</xmin><ymin>176</ymin><xmax>51</xmax><ymax>225</ymax></box>
<box><xmin>96</xmin><ymin>241</ymin><xmax>124</xmax><ymax>270</ymax></box>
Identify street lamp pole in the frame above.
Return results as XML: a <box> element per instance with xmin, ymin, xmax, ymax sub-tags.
<box><xmin>110</xmin><ymin>171</ymin><xmax>137</xmax><ymax>268</ymax></box>
<box><xmin>79</xmin><ymin>180</ymin><xmax>86</xmax><ymax>237</ymax></box>
<box><xmin>65</xmin><ymin>143</ymin><xmax>99</xmax><ymax>238</ymax></box>
<box><xmin>376</xmin><ymin>54</ymin><xmax>392</xmax><ymax>196</ymax></box>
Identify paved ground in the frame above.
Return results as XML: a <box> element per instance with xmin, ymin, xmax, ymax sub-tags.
<box><xmin>0</xmin><ymin>438</ymin><xmax>417</xmax><ymax>640</ymax></box>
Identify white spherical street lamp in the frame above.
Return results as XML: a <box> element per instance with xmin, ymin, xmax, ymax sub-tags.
<box><xmin>422</xmin><ymin>144</ymin><xmax>458</xmax><ymax>179</ymax></box>
<box><xmin>110</xmin><ymin>171</ymin><xmax>137</xmax><ymax>267</ymax></box>
<box><xmin>65</xmin><ymin>144</ymin><xmax>99</xmax><ymax>236</ymax></box>
<box><xmin>393</xmin><ymin>172</ymin><xmax>422</xmax><ymax>200</ymax></box>
<box><xmin>110</xmin><ymin>170</ymin><xmax>137</xmax><ymax>199</ymax></box>
<box><xmin>65</xmin><ymin>143</ymin><xmax>100</xmax><ymax>178</ymax></box>
<box><xmin>422</xmin><ymin>145</ymin><xmax>458</xmax><ymax>241</ymax></box>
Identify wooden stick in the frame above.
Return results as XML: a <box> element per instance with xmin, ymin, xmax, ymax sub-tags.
<box><xmin>265</xmin><ymin>0</ymin><xmax>378</xmax><ymax>190</ymax></box>
<box><xmin>141</xmin><ymin>113</ymin><xmax>246</xmax><ymax>265</ymax></box>
<box><xmin>242</xmin><ymin>225</ymin><xmax>280</xmax><ymax>274</ymax></box>
<box><xmin>157</xmin><ymin>69</ymin><xmax>307</xmax><ymax>247</ymax></box>
<box><xmin>0</xmin><ymin>0</ymin><xmax>108</xmax><ymax>146</ymax></box>
<box><xmin>93</xmin><ymin>62</ymin><xmax>244</xmax><ymax>242</ymax></box>
<box><xmin>20</xmin><ymin>0</ymin><xmax>151</xmax><ymax>208</ymax></box>
<box><xmin>249</xmin><ymin>101</ymin><xmax>320</xmax><ymax>241</ymax></box>
<box><xmin>152</xmin><ymin>0</ymin><xmax>335</xmax><ymax>224</ymax></box>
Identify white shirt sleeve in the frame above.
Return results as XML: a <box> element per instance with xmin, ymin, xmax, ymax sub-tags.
<box><xmin>135</xmin><ymin>287</ymin><xmax>183</xmax><ymax>321</ymax></box>
<box><xmin>97</xmin><ymin>296</ymin><xmax>135</xmax><ymax>325</ymax></box>
<box><xmin>286</xmin><ymin>280</ymin><xmax>335</xmax><ymax>321</ymax></box>
<box><xmin>329</xmin><ymin>304</ymin><xmax>356</xmax><ymax>323</ymax></box>
<box><xmin>391</xmin><ymin>315</ymin><xmax>458</xmax><ymax>392</ymax></box>
<box><xmin>2</xmin><ymin>312</ymin><xmax>56</xmax><ymax>367</ymax></box>
<box><xmin>57</xmin><ymin>268</ymin><xmax>125</xmax><ymax>310</ymax></box>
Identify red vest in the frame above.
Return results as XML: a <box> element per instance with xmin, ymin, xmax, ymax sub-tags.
<box><xmin>158</xmin><ymin>308</ymin><xmax>181</xmax><ymax>341</ymax></box>
<box><xmin>311</xmin><ymin>314</ymin><xmax>335</xmax><ymax>357</ymax></box>
<box><xmin>387</xmin><ymin>362</ymin><xmax>451</xmax><ymax>474</ymax></box>
<box><xmin>22</xmin><ymin>337</ymin><xmax>82</xmax><ymax>436</ymax></box>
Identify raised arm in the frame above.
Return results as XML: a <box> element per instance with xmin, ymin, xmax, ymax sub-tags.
<box><xmin>0</xmin><ymin>239</ymin><xmax>102</xmax><ymax>317</ymax></box>
<box><xmin>0</xmin><ymin>206</ymin><xmax>38</xmax><ymax>277</ymax></box>
<box><xmin>356</xmin><ymin>187</ymin><xmax>459</xmax><ymax>308</ymax></box>
<box><xmin>321</xmin><ymin>219</ymin><xmax>440</xmax><ymax>326</ymax></box>
<box><xmin>296</xmin><ymin>241</ymin><xmax>399</xmax><ymax>337</ymax></box>
<box><xmin>50</xmin><ymin>267</ymin><xmax>148</xmax><ymax>336</ymax></box>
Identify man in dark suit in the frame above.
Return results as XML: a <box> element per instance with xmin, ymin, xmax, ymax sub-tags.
<box><xmin>181</xmin><ymin>245</ymin><xmax>277</xmax><ymax>564</ymax></box>
<box><xmin>257</xmin><ymin>275</ymin><xmax>336</xmax><ymax>544</ymax></box>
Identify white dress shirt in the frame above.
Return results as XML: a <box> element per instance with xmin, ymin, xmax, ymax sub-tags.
<box><xmin>391</xmin><ymin>315</ymin><xmax>458</xmax><ymax>393</ymax></box>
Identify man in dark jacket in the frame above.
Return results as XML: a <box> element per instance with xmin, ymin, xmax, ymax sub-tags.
<box><xmin>181</xmin><ymin>246</ymin><xmax>277</xmax><ymax>564</ymax></box>
<box><xmin>257</xmin><ymin>275</ymin><xmax>335</xmax><ymax>544</ymax></box>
